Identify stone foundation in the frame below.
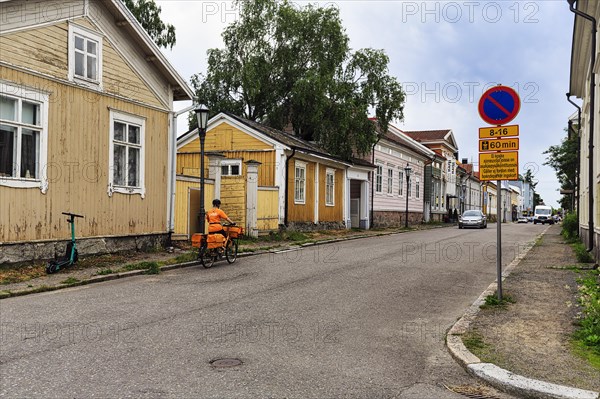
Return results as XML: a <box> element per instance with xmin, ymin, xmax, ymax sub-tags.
<box><xmin>0</xmin><ymin>234</ymin><xmax>167</xmax><ymax>266</ymax></box>
<box><xmin>282</xmin><ymin>221</ymin><xmax>346</xmax><ymax>232</ymax></box>
<box><xmin>372</xmin><ymin>211</ymin><xmax>423</xmax><ymax>228</ymax></box>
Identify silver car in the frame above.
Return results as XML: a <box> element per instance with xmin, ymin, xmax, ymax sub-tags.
<box><xmin>458</xmin><ymin>210</ymin><xmax>487</xmax><ymax>229</ymax></box>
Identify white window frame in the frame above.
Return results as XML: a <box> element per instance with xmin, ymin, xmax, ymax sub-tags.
<box><xmin>294</xmin><ymin>160</ymin><xmax>306</xmax><ymax>204</ymax></box>
<box><xmin>416</xmin><ymin>177</ymin><xmax>420</xmax><ymax>199</ymax></box>
<box><xmin>68</xmin><ymin>23</ymin><xmax>103</xmax><ymax>88</ymax></box>
<box><xmin>0</xmin><ymin>81</ymin><xmax>49</xmax><ymax>193</ymax></box>
<box><xmin>375</xmin><ymin>162</ymin><xmax>383</xmax><ymax>193</ymax></box>
<box><xmin>398</xmin><ymin>170</ymin><xmax>404</xmax><ymax>196</ymax></box>
<box><xmin>221</xmin><ymin>159</ymin><xmax>242</xmax><ymax>176</ymax></box>
<box><xmin>325</xmin><ymin>168</ymin><xmax>335</xmax><ymax>206</ymax></box>
<box><xmin>108</xmin><ymin>110</ymin><xmax>145</xmax><ymax>198</ymax></box>
<box><xmin>408</xmin><ymin>176</ymin><xmax>412</xmax><ymax>198</ymax></box>
<box><xmin>387</xmin><ymin>167</ymin><xmax>394</xmax><ymax>195</ymax></box>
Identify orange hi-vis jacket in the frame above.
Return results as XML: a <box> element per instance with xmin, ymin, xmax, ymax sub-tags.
<box><xmin>206</xmin><ymin>208</ymin><xmax>229</xmax><ymax>233</ymax></box>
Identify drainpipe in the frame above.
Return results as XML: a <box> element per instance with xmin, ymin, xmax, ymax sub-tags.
<box><xmin>567</xmin><ymin>93</ymin><xmax>581</xmax><ymax>217</ymax></box>
<box><xmin>568</xmin><ymin>0</ymin><xmax>595</xmax><ymax>252</ymax></box>
<box><xmin>284</xmin><ymin>148</ymin><xmax>296</xmax><ymax>227</ymax></box>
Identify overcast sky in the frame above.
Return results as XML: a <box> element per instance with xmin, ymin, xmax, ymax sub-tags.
<box><xmin>156</xmin><ymin>0</ymin><xmax>577</xmax><ymax>209</ymax></box>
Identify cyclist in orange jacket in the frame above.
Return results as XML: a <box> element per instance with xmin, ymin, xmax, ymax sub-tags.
<box><xmin>206</xmin><ymin>199</ymin><xmax>234</xmax><ymax>237</ymax></box>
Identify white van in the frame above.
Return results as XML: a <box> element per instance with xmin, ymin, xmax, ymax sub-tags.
<box><xmin>533</xmin><ymin>205</ymin><xmax>554</xmax><ymax>225</ymax></box>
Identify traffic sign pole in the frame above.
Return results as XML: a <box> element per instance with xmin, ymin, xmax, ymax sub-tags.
<box><xmin>478</xmin><ymin>85</ymin><xmax>520</xmax><ymax>303</ymax></box>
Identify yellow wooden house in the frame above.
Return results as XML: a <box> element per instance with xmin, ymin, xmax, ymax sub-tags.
<box><xmin>175</xmin><ymin>112</ymin><xmax>364</xmax><ymax>237</ymax></box>
<box><xmin>0</xmin><ymin>0</ymin><xmax>193</xmax><ymax>263</ymax></box>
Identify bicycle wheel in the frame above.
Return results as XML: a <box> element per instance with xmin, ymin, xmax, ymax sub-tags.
<box><xmin>199</xmin><ymin>245</ymin><xmax>215</xmax><ymax>268</ymax></box>
<box><xmin>225</xmin><ymin>239</ymin><xmax>238</xmax><ymax>264</ymax></box>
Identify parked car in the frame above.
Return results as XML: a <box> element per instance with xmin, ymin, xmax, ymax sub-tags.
<box><xmin>527</xmin><ymin>216</ymin><xmax>534</xmax><ymax>223</ymax></box>
<box><xmin>517</xmin><ymin>216</ymin><xmax>528</xmax><ymax>223</ymax></box>
<box><xmin>458</xmin><ymin>210</ymin><xmax>487</xmax><ymax>229</ymax></box>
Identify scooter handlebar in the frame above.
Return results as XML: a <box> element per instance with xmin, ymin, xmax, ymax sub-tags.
<box><xmin>62</xmin><ymin>212</ymin><xmax>84</xmax><ymax>218</ymax></box>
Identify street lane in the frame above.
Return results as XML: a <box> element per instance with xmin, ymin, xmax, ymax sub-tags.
<box><xmin>0</xmin><ymin>224</ymin><xmax>542</xmax><ymax>398</ymax></box>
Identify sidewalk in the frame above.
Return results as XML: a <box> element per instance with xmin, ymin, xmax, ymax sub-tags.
<box><xmin>0</xmin><ymin>223</ymin><xmax>449</xmax><ymax>299</ymax></box>
<box><xmin>447</xmin><ymin>225</ymin><xmax>600</xmax><ymax>399</ymax></box>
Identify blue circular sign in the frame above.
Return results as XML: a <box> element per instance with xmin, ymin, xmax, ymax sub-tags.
<box><xmin>478</xmin><ymin>86</ymin><xmax>521</xmax><ymax>125</ymax></box>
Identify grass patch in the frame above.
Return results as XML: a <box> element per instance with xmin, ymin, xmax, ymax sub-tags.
<box><xmin>572</xmin><ymin>340</ymin><xmax>600</xmax><ymax>371</ymax></box>
<box><xmin>573</xmin><ymin>269</ymin><xmax>600</xmax><ymax>358</ymax></box>
<box><xmin>60</xmin><ymin>277</ymin><xmax>80</xmax><ymax>285</ymax></box>
<box><xmin>0</xmin><ymin>264</ymin><xmax>45</xmax><ymax>285</ymax></box>
<box><xmin>121</xmin><ymin>261</ymin><xmax>161</xmax><ymax>274</ymax></box>
<box><xmin>573</xmin><ymin>241</ymin><xmax>595</xmax><ymax>263</ymax></box>
<box><xmin>161</xmin><ymin>251</ymin><xmax>198</xmax><ymax>265</ymax></box>
<box><xmin>534</xmin><ymin>236</ymin><xmax>544</xmax><ymax>247</ymax></box>
<box><xmin>462</xmin><ymin>330</ymin><xmax>505</xmax><ymax>365</ymax></box>
<box><xmin>480</xmin><ymin>293</ymin><xmax>516</xmax><ymax>309</ymax></box>
<box><xmin>96</xmin><ymin>269</ymin><xmax>115</xmax><ymax>276</ymax></box>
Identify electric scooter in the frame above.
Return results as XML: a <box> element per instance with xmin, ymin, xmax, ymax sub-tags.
<box><xmin>46</xmin><ymin>212</ymin><xmax>84</xmax><ymax>274</ymax></box>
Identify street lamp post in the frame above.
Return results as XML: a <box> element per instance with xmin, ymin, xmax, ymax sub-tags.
<box><xmin>404</xmin><ymin>163</ymin><xmax>412</xmax><ymax>228</ymax></box>
<box><xmin>461</xmin><ymin>182</ymin><xmax>467</xmax><ymax>213</ymax></box>
<box><xmin>195</xmin><ymin>104</ymin><xmax>210</xmax><ymax>234</ymax></box>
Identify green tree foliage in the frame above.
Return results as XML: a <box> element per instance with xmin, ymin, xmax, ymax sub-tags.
<box><xmin>544</xmin><ymin>130</ymin><xmax>578</xmax><ymax>210</ymax></box>
<box><xmin>522</xmin><ymin>168</ymin><xmax>543</xmax><ymax>207</ymax></box>
<box><xmin>191</xmin><ymin>0</ymin><xmax>405</xmax><ymax>159</ymax></box>
<box><xmin>122</xmin><ymin>0</ymin><xmax>176</xmax><ymax>49</ymax></box>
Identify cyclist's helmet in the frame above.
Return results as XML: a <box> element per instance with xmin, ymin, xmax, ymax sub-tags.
<box><xmin>212</xmin><ymin>199</ymin><xmax>221</xmax><ymax>207</ymax></box>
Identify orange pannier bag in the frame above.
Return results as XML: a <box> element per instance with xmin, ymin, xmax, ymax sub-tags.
<box><xmin>191</xmin><ymin>233</ymin><xmax>204</xmax><ymax>248</ymax></box>
<box><xmin>223</xmin><ymin>226</ymin><xmax>243</xmax><ymax>238</ymax></box>
<box><xmin>206</xmin><ymin>234</ymin><xmax>225</xmax><ymax>249</ymax></box>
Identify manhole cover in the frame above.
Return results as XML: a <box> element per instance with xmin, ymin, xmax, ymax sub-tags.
<box><xmin>210</xmin><ymin>358</ymin><xmax>242</xmax><ymax>368</ymax></box>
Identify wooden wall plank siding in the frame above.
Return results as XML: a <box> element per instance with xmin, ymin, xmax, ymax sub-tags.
<box><xmin>0</xmin><ymin>67</ymin><xmax>170</xmax><ymax>242</ymax></box>
<box><xmin>257</xmin><ymin>188</ymin><xmax>279</xmax><ymax>230</ymax></box>
<box><xmin>318</xmin><ymin>167</ymin><xmax>344</xmax><ymax>221</ymax></box>
<box><xmin>102</xmin><ymin>35</ymin><xmax>164</xmax><ymax>109</ymax></box>
<box><xmin>0</xmin><ymin>24</ymin><xmax>69</xmax><ymax>79</ymax></box>
<box><xmin>177</xmin><ymin>122</ymin><xmax>276</xmax><ymax>187</ymax></box>
<box><xmin>0</xmin><ymin>0</ymin><xmax>86</xmax><ymax>33</ymax></box>
<box><xmin>287</xmin><ymin>160</ymin><xmax>315</xmax><ymax>222</ymax></box>
<box><xmin>1</xmin><ymin>18</ymin><xmax>166</xmax><ymax>110</ymax></box>
<box><xmin>220</xmin><ymin>176</ymin><xmax>246</xmax><ymax>227</ymax></box>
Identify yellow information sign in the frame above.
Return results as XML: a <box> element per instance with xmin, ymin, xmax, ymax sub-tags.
<box><xmin>478</xmin><ymin>124</ymin><xmax>519</xmax><ymax>139</ymax></box>
<box><xmin>479</xmin><ymin>138</ymin><xmax>519</xmax><ymax>152</ymax></box>
<box><xmin>479</xmin><ymin>151</ymin><xmax>519</xmax><ymax>181</ymax></box>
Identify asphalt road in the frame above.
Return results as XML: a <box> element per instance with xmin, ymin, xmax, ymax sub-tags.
<box><xmin>0</xmin><ymin>223</ymin><xmax>542</xmax><ymax>398</ymax></box>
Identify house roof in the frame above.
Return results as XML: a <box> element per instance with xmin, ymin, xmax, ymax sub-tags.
<box><xmin>105</xmin><ymin>0</ymin><xmax>194</xmax><ymax>101</ymax></box>
<box><xmin>368</xmin><ymin>119</ymin><xmax>435</xmax><ymax>159</ymax></box>
<box><xmin>402</xmin><ymin>129</ymin><xmax>459</xmax><ymax>152</ymax></box>
<box><xmin>178</xmin><ymin>112</ymin><xmax>354</xmax><ymax>167</ymax></box>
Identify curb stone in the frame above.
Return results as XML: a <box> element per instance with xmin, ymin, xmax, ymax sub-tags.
<box><xmin>446</xmin><ymin>225</ymin><xmax>600</xmax><ymax>399</ymax></box>
<box><xmin>0</xmin><ymin>224</ymin><xmax>452</xmax><ymax>299</ymax></box>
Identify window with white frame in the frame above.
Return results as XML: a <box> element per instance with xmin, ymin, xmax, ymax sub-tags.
<box><xmin>109</xmin><ymin>111</ymin><xmax>145</xmax><ymax>197</ymax></box>
<box><xmin>375</xmin><ymin>163</ymin><xmax>382</xmax><ymax>193</ymax></box>
<box><xmin>294</xmin><ymin>161</ymin><xmax>306</xmax><ymax>204</ymax></box>
<box><xmin>221</xmin><ymin>159</ymin><xmax>241</xmax><ymax>176</ymax></box>
<box><xmin>398</xmin><ymin>170</ymin><xmax>404</xmax><ymax>196</ymax></box>
<box><xmin>387</xmin><ymin>167</ymin><xmax>394</xmax><ymax>194</ymax></box>
<box><xmin>0</xmin><ymin>82</ymin><xmax>49</xmax><ymax>193</ymax></box>
<box><xmin>325</xmin><ymin>168</ymin><xmax>335</xmax><ymax>206</ymax></box>
<box><xmin>69</xmin><ymin>24</ymin><xmax>102</xmax><ymax>86</ymax></box>
<box><xmin>408</xmin><ymin>176</ymin><xmax>412</xmax><ymax>197</ymax></box>
<box><xmin>415</xmin><ymin>177</ymin><xmax>420</xmax><ymax>199</ymax></box>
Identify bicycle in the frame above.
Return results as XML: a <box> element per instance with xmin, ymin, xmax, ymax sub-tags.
<box><xmin>192</xmin><ymin>223</ymin><xmax>243</xmax><ymax>268</ymax></box>
<box><xmin>46</xmin><ymin>212</ymin><xmax>84</xmax><ymax>274</ymax></box>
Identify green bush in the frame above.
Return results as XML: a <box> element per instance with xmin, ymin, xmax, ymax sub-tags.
<box><xmin>562</xmin><ymin>213</ymin><xmax>579</xmax><ymax>240</ymax></box>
